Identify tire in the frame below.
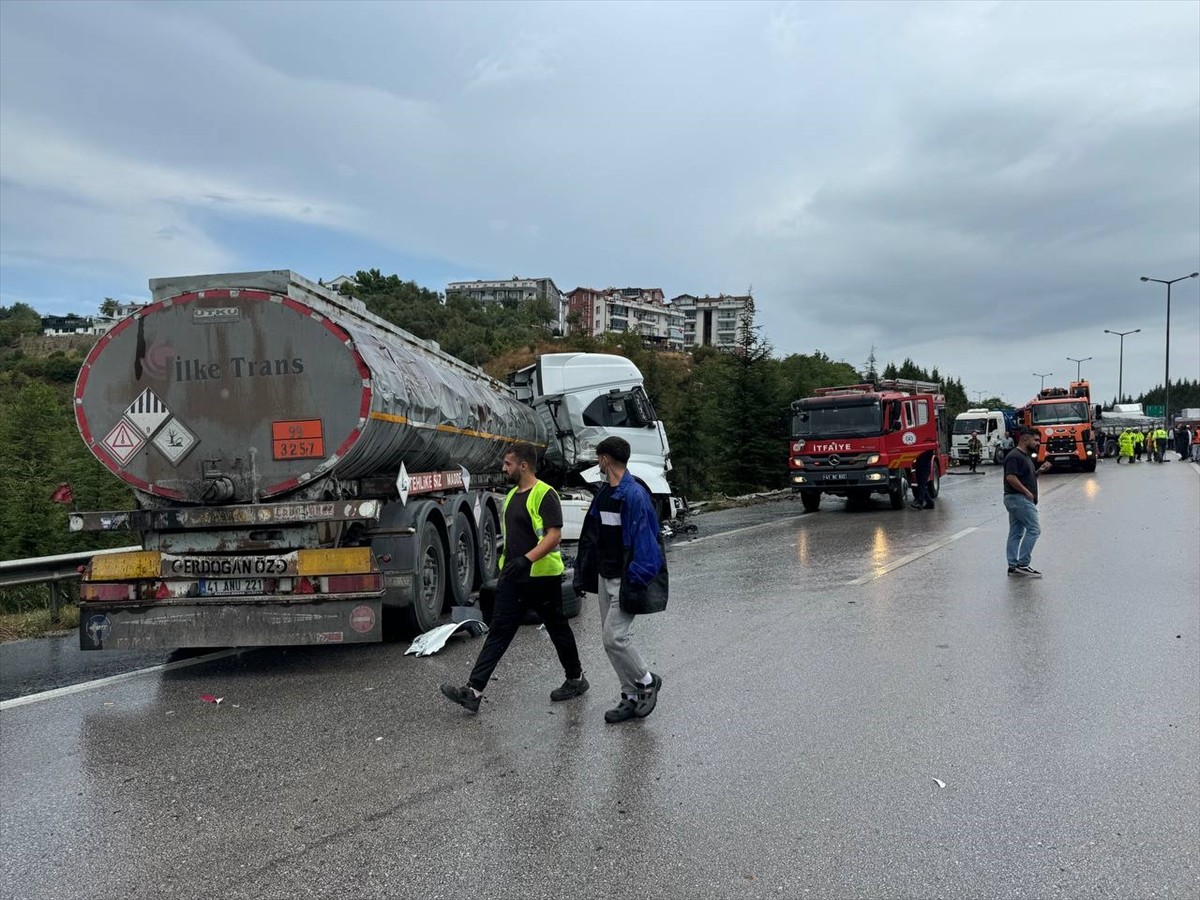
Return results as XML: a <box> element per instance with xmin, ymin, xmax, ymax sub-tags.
<box><xmin>993</xmin><ymin>448</ymin><xmax>1004</xmax><ymax>465</ymax></box>
<box><xmin>888</xmin><ymin>474</ymin><xmax>909</xmax><ymax>510</ymax></box>
<box><xmin>1083</xmin><ymin>460</ymin><xmax>1097</xmax><ymax>472</ymax></box>
<box><xmin>400</xmin><ymin>520</ymin><xmax>446</xmax><ymax>634</ymax></box>
<box><xmin>800</xmin><ymin>490</ymin><xmax>821</xmax><ymax>512</ymax></box>
<box><xmin>447</xmin><ymin>508</ymin><xmax>476</xmax><ymax>609</ymax></box>
<box><xmin>928</xmin><ymin>463</ymin><xmax>941</xmax><ymax>498</ymax></box>
<box><xmin>562</xmin><ymin>588</ymin><xmax>582</xmax><ymax>619</ymax></box>
<box><xmin>477</xmin><ymin>502</ymin><xmax>500</xmax><ymax>586</ymax></box>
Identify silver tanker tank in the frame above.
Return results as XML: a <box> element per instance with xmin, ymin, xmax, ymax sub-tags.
<box><xmin>74</xmin><ymin>270</ymin><xmax>546</xmax><ymax>504</ymax></box>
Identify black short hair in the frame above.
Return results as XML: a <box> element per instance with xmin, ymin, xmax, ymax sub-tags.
<box><xmin>506</xmin><ymin>442</ymin><xmax>538</xmax><ymax>469</ymax></box>
<box><xmin>596</xmin><ymin>436</ymin><xmax>631</xmax><ymax>464</ymax></box>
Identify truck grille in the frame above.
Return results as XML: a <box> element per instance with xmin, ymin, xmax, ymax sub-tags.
<box><xmin>1046</xmin><ymin>437</ymin><xmax>1075</xmax><ymax>454</ymax></box>
<box><xmin>800</xmin><ymin>454</ymin><xmax>872</xmax><ymax>470</ymax></box>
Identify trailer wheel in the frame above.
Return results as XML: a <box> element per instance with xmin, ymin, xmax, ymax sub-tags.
<box><xmin>447</xmin><ymin>508</ymin><xmax>476</xmax><ymax>609</ymax></box>
<box><xmin>800</xmin><ymin>490</ymin><xmax>821</xmax><ymax>512</ymax></box>
<box><xmin>477</xmin><ymin>502</ymin><xmax>500</xmax><ymax>585</ymax></box>
<box><xmin>888</xmin><ymin>474</ymin><xmax>909</xmax><ymax>510</ymax></box>
<box><xmin>402</xmin><ymin>520</ymin><xmax>446</xmax><ymax>634</ymax></box>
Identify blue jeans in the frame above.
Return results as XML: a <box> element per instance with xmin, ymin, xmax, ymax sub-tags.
<box><xmin>1003</xmin><ymin>494</ymin><xmax>1041</xmax><ymax>568</ymax></box>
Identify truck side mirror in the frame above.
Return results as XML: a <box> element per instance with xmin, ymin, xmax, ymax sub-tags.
<box><xmin>1094</xmin><ymin>405</ymin><xmax>1102</xmax><ymax>421</ymax></box>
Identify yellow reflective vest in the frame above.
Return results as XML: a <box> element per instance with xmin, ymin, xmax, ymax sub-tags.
<box><xmin>1118</xmin><ymin>431</ymin><xmax>1135</xmax><ymax>455</ymax></box>
<box><xmin>499</xmin><ymin>481</ymin><xmax>565</xmax><ymax>577</ymax></box>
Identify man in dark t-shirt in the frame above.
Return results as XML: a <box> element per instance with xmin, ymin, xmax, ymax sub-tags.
<box><xmin>440</xmin><ymin>443</ymin><xmax>587</xmax><ymax>714</ymax></box>
<box><xmin>1003</xmin><ymin>428</ymin><xmax>1052</xmax><ymax>577</ymax></box>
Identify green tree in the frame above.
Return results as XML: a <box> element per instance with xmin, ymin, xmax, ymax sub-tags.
<box><xmin>0</xmin><ymin>303</ymin><xmax>42</xmax><ymax>347</ymax></box>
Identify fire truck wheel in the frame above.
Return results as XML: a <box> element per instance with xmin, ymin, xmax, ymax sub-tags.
<box><xmin>928</xmin><ymin>464</ymin><xmax>941</xmax><ymax>498</ymax></box>
<box><xmin>888</xmin><ymin>474</ymin><xmax>910</xmax><ymax>510</ymax></box>
<box><xmin>800</xmin><ymin>490</ymin><xmax>821</xmax><ymax>512</ymax></box>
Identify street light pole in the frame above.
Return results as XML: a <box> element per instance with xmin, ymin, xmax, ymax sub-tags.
<box><xmin>1033</xmin><ymin>372</ymin><xmax>1053</xmax><ymax>392</ymax></box>
<box><xmin>1103</xmin><ymin>328</ymin><xmax>1140</xmax><ymax>403</ymax></box>
<box><xmin>1066</xmin><ymin>356</ymin><xmax>1092</xmax><ymax>381</ymax></box>
<box><xmin>1140</xmin><ymin>272</ymin><xmax>1200</xmax><ymax>425</ymax></box>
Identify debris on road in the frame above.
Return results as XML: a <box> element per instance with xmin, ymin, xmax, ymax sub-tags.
<box><xmin>405</xmin><ymin>620</ymin><xmax>488</xmax><ymax>657</ymax></box>
<box><xmin>933</xmin><ymin>777</ymin><xmax>946</xmax><ymax>789</ymax></box>
<box><xmin>199</xmin><ymin>694</ymin><xmax>224</xmax><ymax>705</ymax></box>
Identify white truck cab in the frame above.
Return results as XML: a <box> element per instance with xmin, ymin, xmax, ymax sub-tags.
<box><xmin>951</xmin><ymin>408</ymin><xmax>1010</xmax><ymax>465</ymax></box>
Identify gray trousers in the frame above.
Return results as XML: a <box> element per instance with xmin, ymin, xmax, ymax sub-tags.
<box><xmin>598</xmin><ymin>575</ymin><xmax>649</xmax><ymax>697</ymax></box>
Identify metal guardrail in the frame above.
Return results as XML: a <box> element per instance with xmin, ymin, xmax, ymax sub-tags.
<box><xmin>0</xmin><ymin>546</ymin><xmax>141</xmax><ymax>619</ymax></box>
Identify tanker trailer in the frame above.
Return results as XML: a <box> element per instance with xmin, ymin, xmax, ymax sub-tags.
<box><xmin>70</xmin><ymin>270</ymin><xmax>674</xmax><ymax>650</ymax></box>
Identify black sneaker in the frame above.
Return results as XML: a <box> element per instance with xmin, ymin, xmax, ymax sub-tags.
<box><xmin>604</xmin><ymin>698</ymin><xmax>639</xmax><ymax>723</ymax></box>
<box><xmin>440</xmin><ymin>683</ymin><xmax>481</xmax><ymax>713</ymax></box>
<box><xmin>634</xmin><ymin>672</ymin><xmax>663</xmax><ymax>719</ymax></box>
<box><xmin>1007</xmin><ymin>567</ymin><xmax>1019</xmax><ymax>576</ymax></box>
<box><xmin>550</xmin><ymin>675</ymin><xmax>589</xmax><ymax>702</ymax></box>
<box><xmin>1015</xmin><ymin>565</ymin><xmax>1043</xmax><ymax>578</ymax></box>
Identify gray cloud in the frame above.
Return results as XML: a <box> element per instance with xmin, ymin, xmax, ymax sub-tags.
<box><xmin>1</xmin><ymin>0</ymin><xmax>1196</xmax><ymax>405</ymax></box>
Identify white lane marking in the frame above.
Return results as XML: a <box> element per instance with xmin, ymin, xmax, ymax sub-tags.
<box><xmin>670</xmin><ymin>514</ymin><xmax>807</xmax><ymax>548</ymax></box>
<box><xmin>0</xmin><ymin>648</ymin><xmax>242</xmax><ymax>711</ymax></box>
<box><xmin>846</xmin><ymin>527</ymin><xmax>978</xmax><ymax>585</ymax></box>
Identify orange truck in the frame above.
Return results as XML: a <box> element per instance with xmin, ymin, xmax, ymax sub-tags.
<box><xmin>1019</xmin><ymin>380</ymin><xmax>1102</xmax><ymax>472</ymax></box>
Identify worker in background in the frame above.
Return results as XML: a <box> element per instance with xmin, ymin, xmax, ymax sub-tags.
<box><xmin>1133</xmin><ymin>429</ymin><xmax>1146</xmax><ymax>462</ymax></box>
<box><xmin>1175</xmin><ymin>424</ymin><xmax>1190</xmax><ymax>461</ymax></box>
<box><xmin>967</xmin><ymin>431</ymin><xmax>983</xmax><ymax>473</ymax></box>
<box><xmin>1153</xmin><ymin>424</ymin><xmax>1169</xmax><ymax>463</ymax></box>
<box><xmin>1191</xmin><ymin>425</ymin><xmax>1200</xmax><ymax>463</ymax></box>
<box><xmin>1117</xmin><ymin>428</ymin><xmax>1135</xmax><ymax>464</ymax></box>
<box><xmin>910</xmin><ymin>447</ymin><xmax>937</xmax><ymax>509</ymax></box>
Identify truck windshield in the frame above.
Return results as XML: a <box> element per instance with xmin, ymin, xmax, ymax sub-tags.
<box><xmin>792</xmin><ymin>401</ymin><xmax>881</xmax><ymax>437</ymax></box>
<box><xmin>953</xmin><ymin>418</ymin><xmax>986</xmax><ymax>435</ymax></box>
<box><xmin>1030</xmin><ymin>401</ymin><xmax>1089</xmax><ymax>425</ymax></box>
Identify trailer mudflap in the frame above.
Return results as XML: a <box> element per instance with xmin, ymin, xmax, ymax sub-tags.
<box><xmin>79</xmin><ymin>598</ymin><xmax>383</xmax><ymax>650</ymax></box>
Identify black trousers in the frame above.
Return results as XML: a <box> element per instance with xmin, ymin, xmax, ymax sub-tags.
<box><xmin>469</xmin><ymin>574</ymin><xmax>581</xmax><ymax>691</ymax></box>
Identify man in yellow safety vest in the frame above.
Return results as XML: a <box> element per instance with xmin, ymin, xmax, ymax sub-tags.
<box><xmin>441</xmin><ymin>442</ymin><xmax>587</xmax><ymax>713</ymax></box>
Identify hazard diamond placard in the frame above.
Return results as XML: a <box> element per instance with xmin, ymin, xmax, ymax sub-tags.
<box><xmin>125</xmin><ymin>388</ymin><xmax>171</xmax><ymax>438</ymax></box>
<box><xmin>151</xmin><ymin>417</ymin><xmax>197</xmax><ymax>465</ymax></box>
<box><xmin>102</xmin><ymin>418</ymin><xmax>145</xmax><ymax>465</ymax></box>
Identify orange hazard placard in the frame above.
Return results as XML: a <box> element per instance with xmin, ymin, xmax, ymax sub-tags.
<box><xmin>272</xmin><ymin>419</ymin><xmax>325</xmax><ymax>460</ymax></box>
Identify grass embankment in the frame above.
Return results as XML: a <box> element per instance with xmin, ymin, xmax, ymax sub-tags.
<box><xmin>0</xmin><ymin>585</ymin><xmax>78</xmax><ymax>642</ymax></box>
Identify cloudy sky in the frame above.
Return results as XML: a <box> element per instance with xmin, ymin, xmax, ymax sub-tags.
<box><xmin>2</xmin><ymin>0</ymin><xmax>1198</xmax><ymax>407</ymax></box>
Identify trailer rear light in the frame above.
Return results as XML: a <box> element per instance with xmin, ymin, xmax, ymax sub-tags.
<box><xmin>295</xmin><ymin>576</ymin><xmax>317</xmax><ymax>595</ymax></box>
<box><xmin>325</xmin><ymin>573</ymin><xmax>383</xmax><ymax>593</ymax></box>
<box><xmin>80</xmin><ymin>583</ymin><xmax>134</xmax><ymax>602</ymax></box>
<box><xmin>153</xmin><ymin>581</ymin><xmax>172</xmax><ymax>600</ymax></box>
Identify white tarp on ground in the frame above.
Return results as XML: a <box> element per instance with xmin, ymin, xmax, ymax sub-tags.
<box><xmin>405</xmin><ymin>620</ymin><xmax>488</xmax><ymax>657</ymax></box>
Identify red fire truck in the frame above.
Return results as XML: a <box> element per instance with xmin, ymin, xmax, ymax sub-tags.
<box><xmin>789</xmin><ymin>380</ymin><xmax>951</xmax><ymax>511</ymax></box>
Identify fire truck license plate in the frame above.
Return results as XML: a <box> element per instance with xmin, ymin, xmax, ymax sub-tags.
<box><xmin>200</xmin><ymin>578</ymin><xmax>268</xmax><ymax>596</ymax></box>
<box><xmin>823</xmin><ymin>473</ymin><xmax>848</xmax><ymax>480</ymax></box>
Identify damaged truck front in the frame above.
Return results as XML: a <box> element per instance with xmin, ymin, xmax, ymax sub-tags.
<box><xmin>72</xmin><ymin>270</ymin><xmax>679</xmax><ymax>651</ymax></box>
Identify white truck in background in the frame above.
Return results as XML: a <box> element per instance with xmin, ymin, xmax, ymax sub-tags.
<box><xmin>950</xmin><ymin>408</ymin><xmax>1015</xmax><ymax>466</ymax></box>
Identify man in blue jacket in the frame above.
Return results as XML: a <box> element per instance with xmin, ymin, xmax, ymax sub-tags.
<box><xmin>574</xmin><ymin>436</ymin><xmax>664</xmax><ymax>723</ymax></box>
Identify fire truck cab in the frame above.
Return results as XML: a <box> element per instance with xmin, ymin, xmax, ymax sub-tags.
<box><xmin>789</xmin><ymin>380</ymin><xmax>950</xmax><ymax>512</ymax></box>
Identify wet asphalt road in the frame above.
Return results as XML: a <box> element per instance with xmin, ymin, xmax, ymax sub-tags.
<box><xmin>2</xmin><ymin>460</ymin><xmax>1197</xmax><ymax>899</ymax></box>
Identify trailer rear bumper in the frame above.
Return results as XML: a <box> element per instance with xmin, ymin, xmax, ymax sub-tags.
<box><xmin>79</xmin><ymin>596</ymin><xmax>383</xmax><ymax>651</ymax></box>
